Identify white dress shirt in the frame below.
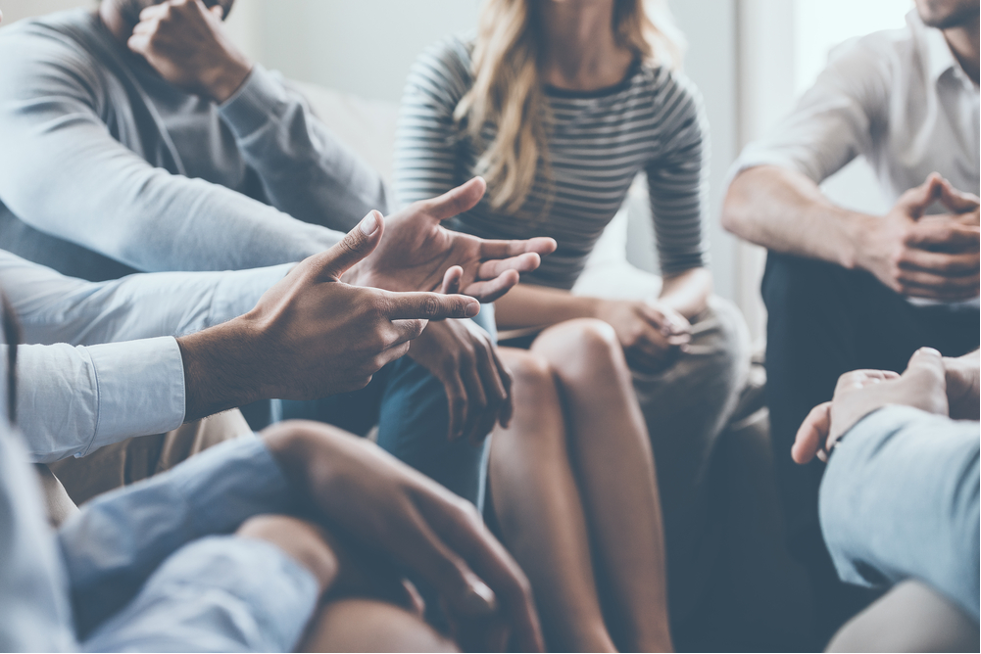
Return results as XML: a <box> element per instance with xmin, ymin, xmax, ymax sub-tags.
<box><xmin>734</xmin><ymin>10</ymin><xmax>979</xmax><ymax>201</ymax></box>
<box><xmin>0</xmin><ymin>250</ymin><xmax>290</xmax><ymax>462</ymax></box>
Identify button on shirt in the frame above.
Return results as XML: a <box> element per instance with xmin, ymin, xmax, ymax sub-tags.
<box><xmin>0</xmin><ymin>250</ymin><xmax>290</xmax><ymax>462</ymax></box>
<box><xmin>733</xmin><ymin>10</ymin><xmax>979</xmax><ymax>202</ymax></box>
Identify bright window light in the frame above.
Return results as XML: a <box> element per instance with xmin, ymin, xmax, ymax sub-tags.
<box><xmin>794</xmin><ymin>0</ymin><xmax>913</xmax><ymax>93</ymax></box>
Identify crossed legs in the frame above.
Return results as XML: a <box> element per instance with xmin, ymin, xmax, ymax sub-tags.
<box><xmin>489</xmin><ymin>318</ymin><xmax>671</xmax><ymax>652</ymax></box>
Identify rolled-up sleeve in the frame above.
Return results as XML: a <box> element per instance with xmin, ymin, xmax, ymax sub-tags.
<box><xmin>16</xmin><ymin>338</ymin><xmax>186</xmax><ymax>463</ymax></box>
<box><xmin>59</xmin><ymin>436</ymin><xmax>294</xmax><ymax>636</ymax></box>
<box><xmin>820</xmin><ymin>406</ymin><xmax>980</xmax><ymax>620</ymax></box>
<box><xmin>82</xmin><ymin>535</ymin><xmax>318</xmax><ymax>653</ymax></box>
<box><xmin>728</xmin><ymin>38</ymin><xmax>888</xmax><ymax>186</ymax></box>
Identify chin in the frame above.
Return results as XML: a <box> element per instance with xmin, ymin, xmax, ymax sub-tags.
<box><xmin>916</xmin><ymin>0</ymin><xmax>980</xmax><ymax>29</ymax></box>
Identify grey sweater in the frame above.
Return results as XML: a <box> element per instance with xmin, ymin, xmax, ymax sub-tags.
<box><xmin>0</xmin><ymin>9</ymin><xmax>388</xmax><ymax>281</ymax></box>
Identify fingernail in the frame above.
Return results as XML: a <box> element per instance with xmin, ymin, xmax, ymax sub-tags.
<box><xmin>466</xmin><ymin>302</ymin><xmax>480</xmax><ymax>318</ymax></box>
<box><xmin>359</xmin><ymin>211</ymin><xmax>378</xmax><ymax>236</ymax></box>
<box><xmin>461</xmin><ymin>580</ymin><xmax>496</xmax><ymax>615</ymax></box>
<box><xmin>918</xmin><ymin>347</ymin><xmax>941</xmax><ymax>357</ymax></box>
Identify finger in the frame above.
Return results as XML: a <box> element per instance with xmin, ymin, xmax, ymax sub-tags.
<box><xmin>460</xmin><ymin>357</ymin><xmax>489</xmax><ymax>445</ymax></box>
<box><xmin>386</xmin><ymin>505</ymin><xmax>500</xmax><ymax>620</ymax></box>
<box><xmin>374</xmin><ymin>340</ymin><xmax>413</xmax><ymax>370</ymax></box>
<box><xmin>897</xmin><ymin>274</ymin><xmax>980</xmax><ymax>301</ymax></box>
<box><xmin>138</xmin><ymin>2</ymin><xmax>170</xmax><ymax>20</ymax></box>
<box><xmin>791</xmin><ymin>402</ymin><xmax>832</xmax><ymax>464</ymax></box>
<box><xmin>905</xmin><ymin>222</ymin><xmax>980</xmax><ymax>252</ymax></box>
<box><xmin>416</xmin><ymin>496</ymin><xmax>544</xmax><ymax>652</ymax></box>
<box><xmin>904</xmin><ymin>346</ymin><xmax>946</xmax><ymax>383</ymax></box>
<box><xmin>476</xmin><ymin>252</ymin><xmax>542</xmax><ymax>280</ymax></box>
<box><xmin>897</xmin><ymin>172</ymin><xmax>944</xmax><ymax>217</ymax></box>
<box><xmin>461</xmin><ymin>270</ymin><xmax>520</xmax><ymax>303</ymax></box>
<box><xmin>444</xmin><ymin>373</ymin><xmax>468</xmax><ymax>442</ymax></box>
<box><xmin>937</xmin><ymin>178</ymin><xmax>981</xmax><ymax>213</ymax></box>
<box><xmin>385</xmin><ymin>292</ymin><xmax>480</xmax><ymax>320</ymax></box>
<box><xmin>208</xmin><ymin>4</ymin><xmax>225</xmax><ymax>19</ymax></box>
<box><xmin>423</xmin><ymin>177</ymin><xmax>487</xmax><ymax>222</ymax></box>
<box><xmin>312</xmin><ymin>211</ymin><xmax>384</xmax><ymax>280</ymax></box>
<box><xmin>478</xmin><ymin>236</ymin><xmax>558</xmax><ymax>260</ymax></box>
<box><xmin>388</xmin><ymin>318</ymin><xmax>429</xmax><ymax>348</ymax></box>
<box><xmin>127</xmin><ymin>33</ymin><xmax>151</xmax><ymax>55</ymax></box>
<box><xmin>898</xmin><ymin>247</ymin><xmax>980</xmax><ymax>276</ymax></box>
<box><xmin>469</xmin><ymin>345</ymin><xmax>508</xmax><ymax>445</ymax></box>
<box><xmin>440</xmin><ymin>266</ymin><xmax>464</xmax><ymax>296</ymax></box>
<box><xmin>489</xmin><ymin>347</ymin><xmax>514</xmax><ymax>430</ymax></box>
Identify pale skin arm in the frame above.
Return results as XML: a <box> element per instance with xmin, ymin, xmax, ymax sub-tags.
<box><xmin>722</xmin><ymin>166</ymin><xmax>980</xmax><ymax>301</ymax></box>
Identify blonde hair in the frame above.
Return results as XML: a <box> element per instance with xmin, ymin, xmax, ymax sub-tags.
<box><xmin>454</xmin><ymin>0</ymin><xmax>685</xmax><ymax>215</ymax></box>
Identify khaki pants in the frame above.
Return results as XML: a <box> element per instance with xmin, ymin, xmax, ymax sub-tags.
<box><xmin>39</xmin><ymin>409</ymin><xmax>251</xmax><ymax>526</ymax></box>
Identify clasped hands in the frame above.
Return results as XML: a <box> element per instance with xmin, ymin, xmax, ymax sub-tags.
<box><xmin>791</xmin><ymin>348</ymin><xmax>979</xmax><ymax>465</ymax></box>
<box><xmin>861</xmin><ymin>173</ymin><xmax>980</xmax><ymax>302</ymax></box>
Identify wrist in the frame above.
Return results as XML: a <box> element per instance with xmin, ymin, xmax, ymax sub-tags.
<box><xmin>206</xmin><ymin>59</ymin><xmax>252</xmax><ymax>104</ymax></box>
<box><xmin>847</xmin><ymin>212</ymin><xmax>882</xmax><ymax>271</ymax></box>
<box><xmin>177</xmin><ymin>317</ymin><xmax>268</xmax><ymax>422</ymax></box>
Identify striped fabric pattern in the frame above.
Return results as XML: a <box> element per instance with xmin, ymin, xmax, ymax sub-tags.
<box><xmin>394</xmin><ymin>36</ymin><xmax>709</xmax><ymax>290</ymax></box>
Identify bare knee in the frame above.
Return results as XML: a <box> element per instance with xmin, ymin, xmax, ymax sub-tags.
<box><xmin>533</xmin><ymin>318</ymin><xmax>624</xmax><ymax>380</ymax></box>
<box><xmin>237</xmin><ymin>515</ymin><xmax>338</xmax><ymax>592</ymax></box>
<box><xmin>300</xmin><ymin>598</ymin><xmax>458</xmax><ymax>653</ymax></box>
<box><xmin>502</xmin><ymin>349</ymin><xmax>556</xmax><ymax>405</ymax></box>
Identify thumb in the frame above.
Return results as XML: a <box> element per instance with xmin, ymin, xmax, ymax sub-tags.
<box><xmin>317</xmin><ymin>211</ymin><xmax>384</xmax><ymax>280</ymax></box>
<box><xmin>937</xmin><ymin>178</ymin><xmax>981</xmax><ymax>214</ymax></box>
<box><xmin>897</xmin><ymin>173</ymin><xmax>943</xmax><ymax>218</ymax></box>
<box><xmin>904</xmin><ymin>346</ymin><xmax>945</xmax><ymax>382</ymax></box>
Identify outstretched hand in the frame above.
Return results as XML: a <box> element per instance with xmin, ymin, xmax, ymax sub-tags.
<box><xmin>791</xmin><ymin>348</ymin><xmax>950</xmax><ymax>465</ymax></box>
<box><xmin>178</xmin><ymin>214</ymin><xmax>480</xmax><ymax>421</ymax></box>
<box><xmin>344</xmin><ymin>178</ymin><xmax>557</xmax><ymax>302</ymax></box>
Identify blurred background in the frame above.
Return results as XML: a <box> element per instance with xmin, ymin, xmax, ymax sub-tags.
<box><xmin>1</xmin><ymin>0</ymin><xmax>913</xmax><ymax>340</ymax></box>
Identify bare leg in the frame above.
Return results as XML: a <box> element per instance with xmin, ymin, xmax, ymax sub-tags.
<box><xmin>300</xmin><ymin>598</ymin><xmax>457</xmax><ymax>653</ymax></box>
<box><xmin>490</xmin><ymin>347</ymin><xmax>617</xmax><ymax>652</ymax></box>
<box><xmin>533</xmin><ymin>319</ymin><xmax>673</xmax><ymax>652</ymax></box>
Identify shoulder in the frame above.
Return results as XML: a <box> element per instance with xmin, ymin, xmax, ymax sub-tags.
<box><xmin>819</xmin><ymin>19</ymin><xmax>917</xmax><ymax>92</ymax></box>
<box><xmin>405</xmin><ymin>34</ymin><xmax>475</xmax><ymax>104</ymax></box>
<box><xmin>633</xmin><ymin>63</ymin><xmax>705</xmax><ymax>132</ymax></box>
<box><xmin>0</xmin><ymin>10</ymin><xmax>105</xmax><ymax>98</ymax></box>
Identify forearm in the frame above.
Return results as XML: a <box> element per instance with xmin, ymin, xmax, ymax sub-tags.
<box><xmin>494</xmin><ymin>283</ymin><xmax>601</xmax><ymax>330</ymax></box>
<box><xmin>820</xmin><ymin>406</ymin><xmax>980</xmax><ymax>618</ymax></box>
<box><xmin>722</xmin><ymin>166</ymin><xmax>874</xmax><ymax>268</ymax></box>
<box><xmin>658</xmin><ymin>267</ymin><xmax>711</xmax><ymax>319</ymax></box>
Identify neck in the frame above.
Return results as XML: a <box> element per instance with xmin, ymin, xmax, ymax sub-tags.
<box><xmin>538</xmin><ymin>0</ymin><xmax>634</xmax><ymax>90</ymax></box>
<box><xmin>943</xmin><ymin>15</ymin><xmax>980</xmax><ymax>85</ymax></box>
<box><xmin>99</xmin><ymin>0</ymin><xmax>137</xmax><ymax>44</ymax></box>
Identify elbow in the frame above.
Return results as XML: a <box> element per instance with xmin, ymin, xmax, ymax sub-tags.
<box><xmin>720</xmin><ymin>173</ymin><xmax>754</xmax><ymax>239</ymax></box>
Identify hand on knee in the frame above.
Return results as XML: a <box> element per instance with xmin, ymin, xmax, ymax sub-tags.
<box><xmin>237</xmin><ymin>514</ymin><xmax>339</xmax><ymax>593</ymax></box>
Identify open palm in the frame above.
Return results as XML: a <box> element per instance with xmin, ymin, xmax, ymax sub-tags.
<box><xmin>345</xmin><ymin>178</ymin><xmax>556</xmax><ymax>302</ymax></box>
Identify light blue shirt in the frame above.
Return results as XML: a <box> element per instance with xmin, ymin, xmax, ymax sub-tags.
<box><xmin>0</xmin><ymin>417</ymin><xmax>320</xmax><ymax>652</ymax></box>
<box><xmin>821</xmin><ymin>406</ymin><xmax>980</xmax><ymax>620</ymax></box>
<box><xmin>0</xmin><ymin>249</ymin><xmax>290</xmax><ymax>462</ymax></box>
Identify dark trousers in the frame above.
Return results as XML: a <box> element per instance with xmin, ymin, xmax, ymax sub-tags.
<box><xmin>762</xmin><ymin>251</ymin><xmax>979</xmax><ymax>647</ymax></box>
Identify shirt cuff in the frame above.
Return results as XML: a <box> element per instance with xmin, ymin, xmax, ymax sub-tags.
<box><xmin>208</xmin><ymin>264</ymin><xmax>293</xmax><ymax>327</ymax></box>
<box><xmin>219</xmin><ymin>64</ymin><xmax>288</xmax><ymax>140</ymax></box>
<box><xmin>83</xmin><ymin>337</ymin><xmax>185</xmax><ymax>456</ymax></box>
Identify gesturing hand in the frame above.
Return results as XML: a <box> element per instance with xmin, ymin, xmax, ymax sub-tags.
<box><xmin>408</xmin><ymin>319</ymin><xmax>513</xmax><ymax>444</ymax></box>
<box><xmin>858</xmin><ymin>173</ymin><xmax>980</xmax><ymax>301</ymax></box>
<box><xmin>264</xmin><ymin>420</ymin><xmax>545</xmax><ymax>653</ymax></box>
<box><xmin>344</xmin><ymin>178</ymin><xmax>557</xmax><ymax>302</ymax></box>
<box><xmin>178</xmin><ymin>214</ymin><xmax>479</xmax><ymax>421</ymax></box>
<box><xmin>595</xmin><ymin>298</ymin><xmax>691</xmax><ymax>372</ymax></box>
<box><xmin>127</xmin><ymin>0</ymin><xmax>252</xmax><ymax>103</ymax></box>
<box><xmin>791</xmin><ymin>347</ymin><xmax>950</xmax><ymax>465</ymax></box>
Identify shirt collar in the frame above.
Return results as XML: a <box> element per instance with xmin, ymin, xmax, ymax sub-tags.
<box><xmin>908</xmin><ymin>9</ymin><xmax>960</xmax><ymax>84</ymax></box>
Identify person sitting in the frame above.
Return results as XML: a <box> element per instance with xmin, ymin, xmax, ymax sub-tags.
<box><xmin>0</xmin><ymin>290</ymin><xmax>544</xmax><ymax>652</ymax></box>
<box><xmin>0</xmin><ymin>0</ymin><xmax>554</xmax><ymax>509</ymax></box>
<box><xmin>721</xmin><ymin>0</ymin><xmax>979</xmax><ymax>641</ymax></box>
<box><xmin>790</xmin><ymin>347</ymin><xmax>979</xmax><ymax>652</ymax></box>
<box><xmin>394</xmin><ymin>0</ymin><xmax>749</xmax><ymax>647</ymax></box>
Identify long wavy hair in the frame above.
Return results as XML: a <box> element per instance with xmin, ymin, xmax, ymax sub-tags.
<box><xmin>454</xmin><ymin>0</ymin><xmax>685</xmax><ymax>215</ymax></box>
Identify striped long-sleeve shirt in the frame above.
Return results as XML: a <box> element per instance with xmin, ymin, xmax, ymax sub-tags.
<box><xmin>394</xmin><ymin>36</ymin><xmax>709</xmax><ymax>290</ymax></box>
